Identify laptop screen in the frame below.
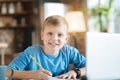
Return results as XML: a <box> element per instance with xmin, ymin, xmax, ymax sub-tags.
<box><xmin>86</xmin><ymin>32</ymin><xmax>120</xmax><ymax>80</ymax></box>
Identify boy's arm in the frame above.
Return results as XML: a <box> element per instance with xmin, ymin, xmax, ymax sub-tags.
<box><xmin>57</xmin><ymin>67</ymin><xmax>86</xmax><ymax>79</ymax></box>
<box><xmin>79</xmin><ymin>67</ymin><xmax>86</xmax><ymax>77</ymax></box>
<box><xmin>6</xmin><ymin>69</ymin><xmax>52</xmax><ymax>80</ymax></box>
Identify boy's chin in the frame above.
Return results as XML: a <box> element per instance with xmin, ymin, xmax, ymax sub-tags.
<box><xmin>48</xmin><ymin>44</ymin><xmax>63</xmax><ymax>50</ymax></box>
<box><xmin>50</xmin><ymin>47</ymin><xmax>60</xmax><ymax>51</ymax></box>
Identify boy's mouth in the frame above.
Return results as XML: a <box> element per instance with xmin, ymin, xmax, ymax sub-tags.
<box><xmin>48</xmin><ymin>42</ymin><xmax>59</xmax><ymax>47</ymax></box>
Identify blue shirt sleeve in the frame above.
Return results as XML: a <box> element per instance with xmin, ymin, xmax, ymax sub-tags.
<box><xmin>8</xmin><ymin>51</ymin><xmax>29</xmax><ymax>70</ymax></box>
<box><xmin>65</xmin><ymin>45</ymin><xmax>86</xmax><ymax>68</ymax></box>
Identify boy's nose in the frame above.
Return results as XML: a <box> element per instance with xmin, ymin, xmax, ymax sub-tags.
<box><xmin>52</xmin><ymin>35</ymin><xmax>58</xmax><ymax>40</ymax></box>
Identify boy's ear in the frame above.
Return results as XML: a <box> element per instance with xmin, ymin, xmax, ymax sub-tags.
<box><xmin>65</xmin><ymin>34</ymin><xmax>70</xmax><ymax>43</ymax></box>
<box><xmin>40</xmin><ymin>31</ymin><xmax>43</xmax><ymax>40</ymax></box>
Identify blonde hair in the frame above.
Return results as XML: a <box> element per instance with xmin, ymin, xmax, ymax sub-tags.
<box><xmin>42</xmin><ymin>15</ymin><xmax>69</xmax><ymax>33</ymax></box>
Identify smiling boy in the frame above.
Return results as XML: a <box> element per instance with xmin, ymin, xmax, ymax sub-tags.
<box><xmin>7</xmin><ymin>15</ymin><xmax>86</xmax><ymax>80</ymax></box>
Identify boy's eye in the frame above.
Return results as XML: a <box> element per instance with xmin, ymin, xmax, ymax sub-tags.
<box><xmin>58</xmin><ymin>34</ymin><xmax>63</xmax><ymax>37</ymax></box>
<box><xmin>48</xmin><ymin>32</ymin><xmax>52</xmax><ymax>35</ymax></box>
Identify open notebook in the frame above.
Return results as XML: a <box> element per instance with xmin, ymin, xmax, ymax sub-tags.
<box><xmin>29</xmin><ymin>77</ymin><xmax>79</xmax><ymax>80</ymax></box>
<box><xmin>86</xmin><ymin>32</ymin><xmax>120</xmax><ymax>80</ymax></box>
<box><xmin>52</xmin><ymin>77</ymin><xmax>79</xmax><ymax>80</ymax></box>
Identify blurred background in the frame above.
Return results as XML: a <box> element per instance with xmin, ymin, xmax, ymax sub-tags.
<box><xmin>0</xmin><ymin>0</ymin><xmax>120</xmax><ymax>65</ymax></box>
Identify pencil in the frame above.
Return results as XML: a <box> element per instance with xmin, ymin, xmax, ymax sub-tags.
<box><xmin>29</xmin><ymin>55</ymin><xmax>43</xmax><ymax>70</ymax></box>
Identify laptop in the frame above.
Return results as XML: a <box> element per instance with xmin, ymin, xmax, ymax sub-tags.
<box><xmin>86</xmin><ymin>32</ymin><xmax>120</xmax><ymax>80</ymax></box>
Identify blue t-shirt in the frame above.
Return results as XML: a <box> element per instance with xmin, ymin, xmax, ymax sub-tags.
<box><xmin>8</xmin><ymin>44</ymin><xmax>86</xmax><ymax>76</ymax></box>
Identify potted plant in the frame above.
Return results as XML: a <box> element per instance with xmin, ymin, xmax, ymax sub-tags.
<box><xmin>89</xmin><ymin>0</ymin><xmax>113</xmax><ymax>32</ymax></box>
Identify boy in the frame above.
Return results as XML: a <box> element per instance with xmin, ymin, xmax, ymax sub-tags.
<box><xmin>7</xmin><ymin>15</ymin><xmax>86</xmax><ymax>80</ymax></box>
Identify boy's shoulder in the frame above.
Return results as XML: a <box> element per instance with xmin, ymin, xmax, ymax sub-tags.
<box><xmin>62</xmin><ymin>44</ymin><xmax>77</xmax><ymax>50</ymax></box>
<box><xmin>61</xmin><ymin>44</ymin><xmax>80</xmax><ymax>55</ymax></box>
<box><xmin>23</xmin><ymin>45</ymin><xmax>42</xmax><ymax>55</ymax></box>
<box><xmin>63</xmin><ymin>44</ymin><xmax>75</xmax><ymax>48</ymax></box>
<box><xmin>25</xmin><ymin>44</ymin><xmax>42</xmax><ymax>51</ymax></box>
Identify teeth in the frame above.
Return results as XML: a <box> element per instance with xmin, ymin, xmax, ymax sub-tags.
<box><xmin>52</xmin><ymin>44</ymin><xmax>57</xmax><ymax>46</ymax></box>
<box><xmin>50</xmin><ymin>43</ymin><xmax>58</xmax><ymax>46</ymax></box>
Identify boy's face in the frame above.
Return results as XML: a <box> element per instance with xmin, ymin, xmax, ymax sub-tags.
<box><xmin>41</xmin><ymin>25</ymin><xmax>68</xmax><ymax>54</ymax></box>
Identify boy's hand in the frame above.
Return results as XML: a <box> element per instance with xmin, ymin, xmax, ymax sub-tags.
<box><xmin>57</xmin><ymin>70</ymin><xmax>77</xmax><ymax>79</ymax></box>
<box><xmin>32</xmin><ymin>69</ymin><xmax>52</xmax><ymax>80</ymax></box>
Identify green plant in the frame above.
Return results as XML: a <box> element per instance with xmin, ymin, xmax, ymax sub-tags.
<box><xmin>89</xmin><ymin>0</ymin><xmax>113</xmax><ymax>32</ymax></box>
